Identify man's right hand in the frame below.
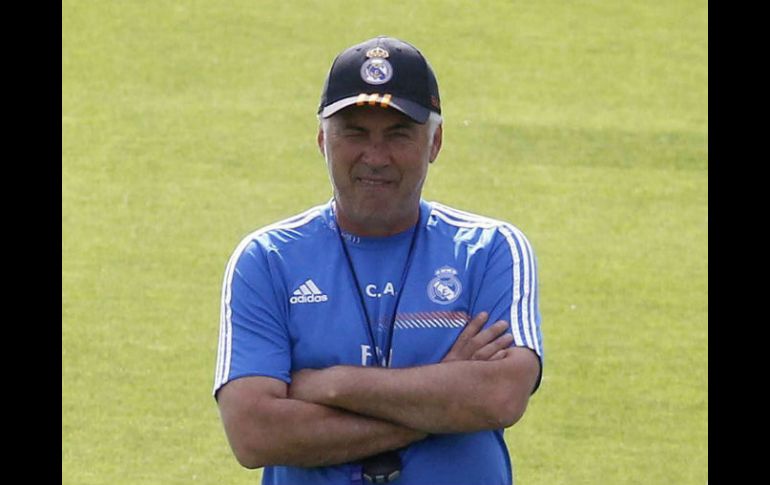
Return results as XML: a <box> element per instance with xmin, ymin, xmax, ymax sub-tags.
<box><xmin>442</xmin><ymin>312</ymin><xmax>514</xmax><ymax>363</ymax></box>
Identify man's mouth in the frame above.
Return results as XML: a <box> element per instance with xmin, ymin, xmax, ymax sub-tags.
<box><xmin>356</xmin><ymin>177</ymin><xmax>394</xmax><ymax>187</ymax></box>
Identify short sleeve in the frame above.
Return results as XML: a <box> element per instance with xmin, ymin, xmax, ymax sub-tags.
<box><xmin>213</xmin><ymin>238</ymin><xmax>291</xmax><ymax>398</ymax></box>
<box><xmin>471</xmin><ymin>225</ymin><xmax>543</xmax><ymax>393</ymax></box>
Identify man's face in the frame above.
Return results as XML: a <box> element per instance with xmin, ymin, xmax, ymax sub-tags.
<box><xmin>318</xmin><ymin>106</ymin><xmax>442</xmax><ymax>237</ymax></box>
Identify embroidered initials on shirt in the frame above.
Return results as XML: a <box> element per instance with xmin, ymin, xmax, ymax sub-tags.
<box><xmin>365</xmin><ymin>282</ymin><xmax>396</xmax><ymax>298</ymax></box>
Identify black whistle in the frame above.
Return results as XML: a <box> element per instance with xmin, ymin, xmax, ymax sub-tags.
<box><xmin>360</xmin><ymin>450</ymin><xmax>402</xmax><ymax>483</ymax></box>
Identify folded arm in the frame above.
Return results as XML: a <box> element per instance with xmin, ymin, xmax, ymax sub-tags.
<box><xmin>289</xmin><ymin>313</ymin><xmax>541</xmax><ymax>434</ymax></box>
<box><xmin>216</xmin><ymin>376</ymin><xmax>427</xmax><ymax>469</ymax></box>
<box><xmin>215</xmin><ymin>312</ymin><xmax>523</xmax><ymax>468</ymax></box>
<box><xmin>217</xmin><ymin>225</ymin><xmax>544</xmax><ymax>467</ymax></box>
<box><xmin>290</xmin><ymin>347</ymin><xmax>539</xmax><ymax>433</ymax></box>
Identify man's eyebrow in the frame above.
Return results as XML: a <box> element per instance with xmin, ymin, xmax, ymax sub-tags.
<box><xmin>338</xmin><ymin>122</ymin><xmax>367</xmax><ymax>131</ymax></box>
<box><xmin>385</xmin><ymin>121</ymin><xmax>417</xmax><ymax>131</ymax></box>
<box><xmin>336</xmin><ymin>119</ymin><xmax>416</xmax><ymax>131</ymax></box>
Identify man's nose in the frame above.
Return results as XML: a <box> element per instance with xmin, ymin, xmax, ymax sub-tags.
<box><xmin>360</xmin><ymin>138</ymin><xmax>391</xmax><ymax>168</ymax></box>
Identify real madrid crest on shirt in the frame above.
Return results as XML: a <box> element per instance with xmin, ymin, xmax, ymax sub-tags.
<box><xmin>361</xmin><ymin>46</ymin><xmax>393</xmax><ymax>85</ymax></box>
<box><xmin>427</xmin><ymin>266</ymin><xmax>463</xmax><ymax>305</ymax></box>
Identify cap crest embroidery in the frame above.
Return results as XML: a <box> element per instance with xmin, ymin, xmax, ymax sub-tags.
<box><xmin>360</xmin><ymin>57</ymin><xmax>393</xmax><ymax>85</ymax></box>
<box><xmin>365</xmin><ymin>47</ymin><xmax>390</xmax><ymax>59</ymax></box>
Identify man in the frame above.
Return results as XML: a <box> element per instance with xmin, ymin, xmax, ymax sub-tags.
<box><xmin>214</xmin><ymin>36</ymin><xmax>543</xmax><ymax>485</ymax></box>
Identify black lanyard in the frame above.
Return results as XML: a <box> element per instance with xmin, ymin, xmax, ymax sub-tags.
<box><xmin>334</xmin><ymin>206</ymin><xmax>421</xmax><ymax>368</ymax></box>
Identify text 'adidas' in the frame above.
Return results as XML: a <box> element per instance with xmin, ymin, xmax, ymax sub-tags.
<box><xmin>290</xmin><ymin>279</ymin><xmax>329</xmax><ymax>304</ymax></box>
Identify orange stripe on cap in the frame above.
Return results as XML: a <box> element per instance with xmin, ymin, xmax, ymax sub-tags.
<box><xmin>380</xmin><ymin>94</ymin><xmax>392</xmax><ymax>108</ymax></box>
<box><xmin>355</xmin><ymin>93</ymin><xmax>368</xmax><ymax>106</ymax></box>
<box><xmin>367</xmin><ymin>93</ymin><xmax>380</xmax><ymax>106</ymax></box>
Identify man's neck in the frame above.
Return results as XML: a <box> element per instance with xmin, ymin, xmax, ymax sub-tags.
<box><xmin>333</xmin><ymin>202</ymin><xmax>420</xmax><ymax>238</ymax></box>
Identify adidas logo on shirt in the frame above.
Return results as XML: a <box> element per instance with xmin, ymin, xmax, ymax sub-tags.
<box><xmin>290</xmin><ymin>279</ymin><xmax>329</xmax><ymax>304</ymax></box>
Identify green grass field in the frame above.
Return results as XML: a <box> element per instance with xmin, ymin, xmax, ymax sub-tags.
<box><xmin>62</xmin><ymin>1</ymin><xmax>707</xmax><ymax>483</ymax></box>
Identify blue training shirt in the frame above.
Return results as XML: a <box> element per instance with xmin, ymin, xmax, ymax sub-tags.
<box><xmin>214</xmin><ymin>199</ymin><xmax>543</xmax><ymax>485</ymax></box>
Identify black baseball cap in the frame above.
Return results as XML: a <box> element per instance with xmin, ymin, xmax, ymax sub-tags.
<box><xmin>318</xmin><ymin>36</ymin><xmax>441</xmax><ymax>124</ymax></box>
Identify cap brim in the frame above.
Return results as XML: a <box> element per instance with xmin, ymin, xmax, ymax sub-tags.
<box><xmin>320</xmin><ymin>96</ymin><xmax>431</xmax><ymax>124</ymax></box>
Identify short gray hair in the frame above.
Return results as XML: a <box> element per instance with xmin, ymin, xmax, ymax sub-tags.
<box><xmin>426</xmin><ymin>111</ymin><xmax>443</xmax><ymax>141</ymax></box>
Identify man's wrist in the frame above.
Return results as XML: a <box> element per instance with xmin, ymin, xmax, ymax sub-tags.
<box><xmin>289</xmin><ymin>366</ymin><xmax>348</xmax><ymax>405</ymax></box>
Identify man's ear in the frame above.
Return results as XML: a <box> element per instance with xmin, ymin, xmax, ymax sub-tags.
<box><xmin>429</xmin><ymin>123</ymin><xmax>443</xmax><ymax>164</ymax></box>
<box><xmin>317</xmin><ymin>126</ymin><xmax>326</xmax><ymax>158</ymax></box>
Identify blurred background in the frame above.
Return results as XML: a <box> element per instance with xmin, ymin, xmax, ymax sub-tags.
<box><xmin>62</xmin><ymin>1</ymin><xmax>708</xmax><ymax>483</ymax></box>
